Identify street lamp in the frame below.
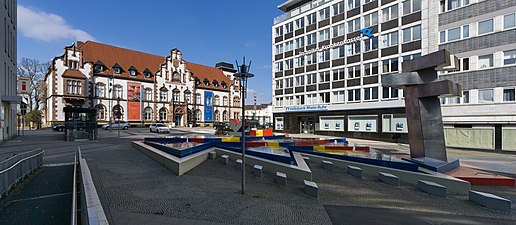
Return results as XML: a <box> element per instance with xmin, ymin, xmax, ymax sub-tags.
<box><xmin>234</xmin><ymin>58</ymin><xmax>254</xmax><ymax>195</ymax></box>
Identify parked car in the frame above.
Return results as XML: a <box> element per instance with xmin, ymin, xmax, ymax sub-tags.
<box><xmin>101</xmin><ymin>121</ymin><xmax>129</xmax><ymax>130</ymax></box>
<box><xmin>149</xmin><ymin>123</ymin><xmax>170</xmax><ymax>133</ymax></box>
<box><xmin>52</xmin><ymin>124</ymin><xmax>65</xmax><ymax>132</ymax></box>
<box><xmin>214</xmin><ymin>122</ymin><xmax>232</xmax><ymax>135</ymax></box>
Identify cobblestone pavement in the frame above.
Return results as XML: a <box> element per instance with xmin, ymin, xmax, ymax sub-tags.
<box><xmin>1</xmin><ymin>129</ymin><xmax>516</xmax><ymax>224</ymax></box>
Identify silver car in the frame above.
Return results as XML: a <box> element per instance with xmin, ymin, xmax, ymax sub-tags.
<box><xmin>102</xmin><ymin>121</ymin><xmax>129</xmax><ymax>130</ymax></box>
<box><xmin>149</xmin><ymin>123</ymin><xmax>170</xmax><ymax>133</ymax></box>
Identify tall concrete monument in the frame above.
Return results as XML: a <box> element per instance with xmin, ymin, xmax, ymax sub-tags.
<box><xmin>382</xmin><ymin>50</ymin><xmax>461</xmax><ymax>172</ymax></box>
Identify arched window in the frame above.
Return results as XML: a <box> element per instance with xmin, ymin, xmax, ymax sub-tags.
<box><xmin>114</xmin><ymin>85</ymin><xmax>123</xmax><ymax>99</ymax></box>
<box><xmin>159</xmin><ymin>108</ymin><xmax>167</xmax><ymax>121</ymax></box>
<box><xmin>223</xmin><ymin>96</ymin><xmax>228</xmax><ymax>106</ymax></box>
<box><xmin>195</xmin><ymin>94</ymin><xmax>201</xmax><ymax>104</ymax></box>
<box><xmin>214</xmin><ymin>110</ymin><xmax>220</xmax><ymax>121</ymax></box>
<box><xmin>184</xmin><ymin>91</ymin><xmax>191</xmax><ymax>103</ymax></box>
<box><xmin>95</xmin><ymin>83</ymin><xmax>105</xmax><ymax>97</ymax></box>
<box><xmin>112</xmin><ymin>105</ymin><xmax>124</xmax><ymax>120</ymax></box>
<box><xmin>214</xmin><ymin>95</ymin><xmax>220</xmax><ymax>106</ymax></box>
<box><xmin>223</xmin><ymin>110</ymin><xmax>228</xmax><ymax>121</ymax></box>
<box><xmin>95</xmin><ymin>104</ymin><xmax>106</xmax><ymax>120</ymax></box>
<box><xmin>144</xmin><ymin>107</ymin><xmax>153</xmax><ymax>121</ymax></box>
<box><xmin>195</xmin><ymin>110</ymin><xmax>202</xmax><ymax>121</ymax></box>
<box><xmin>233</xmin><ymin>97</ymin><xmax>240</xmax><ymax>106</ymax></box>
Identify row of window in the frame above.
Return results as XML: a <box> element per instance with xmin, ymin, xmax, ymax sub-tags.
<box><xmin>441</xmin><ymin>50</ymin><xmax>516</xmax><ymax>74</ymax></box>
<box><xmin>66</xmin><ymin>80</ymin><xmax>83</xmax><ymax>95</ymax></box>
<box><xmin>439</xmin><ymin>13</ymin><xmax>516</xmax><ymax>44</ymax></box>
<box><xmin>275</xmin><ymin>86</ymin><xmax>400</xmax><ymax>107</ymax></box>
<box><xmin>441</xmin><ymin>88</ymin><xmax>516</xmax><ymax>105</ymax></box>
<box><xmin>439</xmin><ymin>0</ymin><xmax>471</xmax><ymax>13</ymax></box>
<box><xmin>3</xmin><ymin>17</ymin><xmax>15</xmax><ymax>62</ymax></box>
<box><xmin>275</xmin><ymin>0</ymin><xmax>421</xmax><ymax>37</ymax></box>
<box><xmin>1</xmin><ymin>61</ymin><xmax>15</xmax><ymax>96</ymax></box>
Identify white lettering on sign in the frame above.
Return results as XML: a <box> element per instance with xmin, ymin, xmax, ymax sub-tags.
<box><xmin>299</xmin><ymin>36</ymin><xmax>364</xmax><ymax>55</ymax></box>
<box><xmin>285</xmin><ymin>105</ymin><xmax>328</xmax><ymax>111</ymax></box>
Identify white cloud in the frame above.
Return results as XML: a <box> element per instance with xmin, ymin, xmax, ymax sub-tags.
<box><xmin>18</xmin><ymin>5</ymin><xmax>95</xmax><ymax>42</ymax></box>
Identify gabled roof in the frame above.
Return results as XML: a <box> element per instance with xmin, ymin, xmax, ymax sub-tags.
<box><xmin>78</xmin><ymin>41</ymin><xmax>164</xmax><ymax>80</ymax></box>
<box><xmin>186</xmin><ymin>62</ymin><xmax>231</xmax><ymax>91</ymax></box>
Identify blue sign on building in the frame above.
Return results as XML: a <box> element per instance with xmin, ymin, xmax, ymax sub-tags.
<box><xmin>204</xmin><ymin>91</ymin><xmax>213</xmax><ymax>121</ymax></box>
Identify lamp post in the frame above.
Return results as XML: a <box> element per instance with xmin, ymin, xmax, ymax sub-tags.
<box><xmin>234</xmin><ymin>58</ymin><xmax>254</xmax><ymax>195</ymax></box>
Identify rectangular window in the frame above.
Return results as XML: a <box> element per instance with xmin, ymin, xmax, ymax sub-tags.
<box><xmin>319</xmin><ymin>92</ymin><xmax>331</xmax><ymax>103</ymax></box>
<box><xmin>503</xmin><ymin>89</ymin><xmax>515</xmax><ymax>102</ymax></box>
<box><xmin>306</xmin><ymin>93</ymin><xmax>317</xmax><ymax>105</ymax></box>
<box><xmin>294</xmin><ymin>56</ymin><xmax>305</xmax><ymax>68</ymax></box>
<box><xmin>275</xmin><ymin>62</ymin><xmax>283</xmax><ymax>72</ymax></box>
<box><xmin>295</xmin><ymin>18</ymin><xmax>305</xmax><ymax>29</ymax></box>
<box><xmin>275</xmin><ymin>117</ymin><xmax>284</xmax><ymax>130</ymax></box>
<box><xmin>382</xmin><ymin>114</ymin><xmax>408</xmax><ymax>133</ymax></box>
<box><xmin>332</xmin><ymin>46</ymin><xmax>345</xmax><ymax>59</ymax></box>
<box><xmin>332</xmin><ymin>2</ymin><xmax>345</xmax><ymax>16</ymax></box>
<box><xmin>478</xmin><ymin>54</ymin><xmax>493</xmax><ymax>69</ymax></box>
<box><xmin>462</xmin><ymin>91</ymin><xmax>469</xmax><ymax>103</ymax></box>
<box><xmin>275</xmin><ymin>97</ymin><xmax>283</xmax><ymax>107</ymax></box>
<box><xmin>295</xmin><ymin>37</ymin><xmax>305</xmax><ymax>48</ymax></box>
<box><xmin>439</xmin><ymin>31</ymin><xmax>446</xmax><ymax>43</ymax></box>
<box><xmin>307</xmin><ymin>33</ymin><xmax>317</xmax><ymax>45</ymax></box>
<box><xmin>307</xmin><ymin>13</ymin><xmax>317</xmax><ymax>25</ymax></box>
<box><xmin>295</xmin><ymin>75</ymin><xmax>305</xmax><ymax>86</ymax></box>
<box><xmin>319</xmin><ymin>71</ymin><xmax>331</xmax><ymax>83</ymax></box>
<box><xmin>285</xmin><ymin>77</ymin><xmax>293</xmax><ymax>88</ymax></box>
<box><xmin>285</xmin><ymin>22</ymin><xmax>293</xmax><ymax>33</ymax></box>
<box><xmin>332</xmin><ymin>24</ymin><xmax>345</xmax><ymax>37</ymax></box>
<box><xmin>382</xmin><ymin>58</ymin><xmax>399</xmax><ymax>73</ymax></box>
<box><xmin>285</xmin><ymin>59</ymin><xmax>293</xmax><ymax>70</ymax></box>
<box><xmin>284</xmin><ymin>40</ymin><xmax>293</xmax><ymax>52</ymax></box>
<box><xmin>402</xmin><ymin>25</ymin><xmax>421</xmax><ymax>43</ymax></box>
<box><xmin>347</xmin><ymin>41</ymin><xmax>361</xmax><ymax>55</ymax></box>
<box><xmin>275</xmin><ymin>79</ymin><xmax>284</xmax><ymax>89</ymax></box>
<box><xmin>275</xmin><ymin>26</ymin><xmax>283</xmax><ymax>37</ymax></box>
<box><xmin>364</xmin><ymin>62</ymin><xmax>379</xmax><ymax>76</ymax></box>
<box><xmin>384</xmin><ymin>31</ymin><xmax>399</xmax><ymax>47</ymax></box>
<box><xmin>67</xmin><ymin>80</ymin><xmax>72</xmax><ymax>94</ymax></box>
<box><xmin>462</xmin><ymin>58</ymin><xmax>470</xmax><ymax>71</ymax></box>
<box><xmin>402</xmin><ymin>0</ymin><xmax>421</xmax><ymax>15</ymax></box>
<box><xmin>296</xmin><ymin>95</ymin><xmax>305</xmax><ymax>105</ymax></box>
<box><xmin>319</xmin><ymin>49</ymin><xmax>330</xmax><ymax>62</ymax></box>
<box><xmin>364</xmin><ymin>87</ymin><xmax>379</xmax><ymax>101</ymax></box>
<box><xmin>306</xmin><ymin>53</ymin><xmax>317</xmax><ymax>65</ymax></box>
<box><xmin>382</xmin><ymin>4</ymin><xmax>399</xmax><ymax>22</ymax></box>
<box><xmin>347</xmin><ymin>0</ymin><xmax>360</xmax><ymax>9</ymax></box>
<box><xmin>319</xmin><ymin>7</ymin><xmax>330</xmax><ymax>20</ymax></box>
<box><xmin>348</xmin><ymin>18</ymin><xmax>360</xmax><ymax>32</ymax></box>
<box><xmin>332</xmin><ymin>91</ymin><xmax>345</xmax><ymax>103</ymax></box>
<box><xmin>504</xmin><ymin>13</ymin><xmax>516</xmax><ymax>29</ymax></box>
<box><xmin>447</xmin><ymin>27</ymin><xmax>461</xmax><ymax>41</ymax></box>
<box><xmin>77</xmin><ymin>82</ymin><xmax>82</xmax><ymax>95</ymax></box>
<box><xmin>306</xmin><ymin>73</ymin><xmax>317</xmax><ymax>85</ymax></box>
<box><xmin>348</xmin><ymin>65</ymin><xmax>361</xmax><ymax>78</ymax></box>
<box><xmin>364</xmin><ymin>37</ymin><xmax>379</xmax><ymax>52</ymax></box>
<box><xmin>275</xmin><ymin>44</ymin><xmax>283</xmax><ymax>54</ymax></box>
<box><xmin>383</xmin><ymin>87</ymin><xmax>399</xmax><ymax>99</ymax></box>
<box><xmin>364</xmin><ymin>12</ymin><xmax>378</xmax><ymax>27</ymax></box>
<box><xmin>504</xmin><ymin>50</ymin><xmax>516</xmax><ymax>65</ymax></box>
<box><xmin>319</xmin><ymin>29</ymin><xmax>330</xmax><ymax>42</ymax></box>
<box><xmin>463</xmin><ymin>25</ymin><xmax>469</xmax><ymax>38</ymax></box>
<box><xmin>347</xmin><ymin>89</ymin><xmax>361</xmax><ymax>102</ymax></box>
<box><xmin>478</xmin><ymin>19</ymin><xmax>494</xmax><ymax>35</ymax></box>
<box><xmin>478</xmin><ymin>89</ymin><xmax>493</xmax><ymax>103</ymax></box>
<box><xmin>333</xmin><ymin>68</ymin><xmax>345</xmax><ymax>80</ymax></box>
<box><xmin>285</xmin><ymin>96</ymin><xmax>294</xmax><ymax>106</ymax></box>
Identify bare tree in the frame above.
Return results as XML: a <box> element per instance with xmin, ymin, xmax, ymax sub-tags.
<box><xmin>17</xmin><ymin>58</ymin><xmax>50</xmax><ymax>112</ymax></box>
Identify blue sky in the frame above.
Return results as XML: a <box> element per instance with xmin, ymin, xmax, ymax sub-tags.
<box><xmin>17</xmin><ymin>0</ymin><xmax>287</xmax><ymax>104</ymax></box>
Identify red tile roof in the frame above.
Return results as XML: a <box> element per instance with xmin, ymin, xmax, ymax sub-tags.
<box><xmin>62</xmin><ymin>69</ymin><xmax>87</xmax><ymax>79</ymax></box>
<box><xmin>186</xmin><ymin>62</ymin><xmax>231</xmax><ymax>91</ymax></box>
<box><xmin>78</xmin><ymin>41</ymin><xmax>165</xmax><ymax>81</ymax></box>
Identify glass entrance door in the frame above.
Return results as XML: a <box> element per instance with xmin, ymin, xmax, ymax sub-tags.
<box><xmin>299</xmin><ymin>117</ymin><xmax>314</xmax><ymax>134</ymax></box>
<box><xmin>175</xmin><ymin>115</ymin><xmax>182</xmax><ymax>127</ymax></box>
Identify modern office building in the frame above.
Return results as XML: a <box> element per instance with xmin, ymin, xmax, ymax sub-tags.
<box><xmin>271</xmin><ymin>0</ymin><xmax>516</xmax><ymax>150</ymax></box>
<box><xmin>0</xmin><ymin>0</ymin><xmax>18</xmax><ymax>141</ymax></box>
<box><xmin>44</xmin><ymin>41</ymin><xmax>241</xmax><ymax>127</ymax></box>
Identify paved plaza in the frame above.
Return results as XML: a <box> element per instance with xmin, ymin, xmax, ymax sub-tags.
<box><xmin>0</xmin><ymin>128</ymin><xmax>515</xmax><ymax>224</ymax></box>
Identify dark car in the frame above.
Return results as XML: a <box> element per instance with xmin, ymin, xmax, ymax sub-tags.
<box><xmin>52</xmin><ymin>124</ymin><xmax>65</xmax><ymax>132</ymax></box>
<box><xmin>214</xmin><ymin>122</ymin><xmax>232</xmax><ymax>135</ymax></box>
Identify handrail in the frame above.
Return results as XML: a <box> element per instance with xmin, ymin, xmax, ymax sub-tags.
<box><xmin>71</xmin><ymin>148</ymin><xmax>79</xmax><ymax>225</ymax></box>
<box><xmin>0</xmin><ymin>148</ymin><xmax>44</xmax><ymax>198</ymax></box>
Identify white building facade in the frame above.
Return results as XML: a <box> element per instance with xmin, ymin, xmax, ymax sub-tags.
<box><xmin>272</xmin><ymin>0</ymin><xmax>516</xmax><ymax>151</ymax></box>
<box><xmin>44</xmin><ymin>41</ymin><xmax>241</xmax><ymax>127</ymax></box>
<box><xmin>0</xmin><ymin>0</ymin><xmax>18</xmax><ymax>141</ymax></box>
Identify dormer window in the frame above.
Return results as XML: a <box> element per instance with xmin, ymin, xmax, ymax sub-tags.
<box><xmin>95</xmin><ymin>65</ymin><xmax>104</xmax><ymax>72</ymax></box>
<box><xmin>129</xmin><ymin>66</ymin><xmax>138</xmax><ymax>76</ymax></box>
<box><xmin>114</xmin><ymin>68</ymin><xmax>121</xmax><ymax>74</ymax></box>
<box><xmin>143</xmin><ymin>69</ymin><xmax>152</xmax><ymax>78</ymax></box>
<box><xmin>221</xmin><ymin>81</ymin><xmax>227</xmax><ymax>89</ymax></box>
<box><xmin>145</xmin><ymin>72</ymin><xmax>151</xmax><ymax>78</ymax></box>
<box><xmin>203</xmin><ymin>78</ymin><xmax>210</xmax><ymax>86</ymax></box>
<box><xmin>213</xmin><ymin>80</ymin><xmax>219</xmax><ymax>87</ymax></box>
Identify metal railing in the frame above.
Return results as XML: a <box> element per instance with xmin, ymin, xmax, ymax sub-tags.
<box><xmin>0</xmin><ymin>148</ymin><xmax>44</xmax><ymax>198</ymax></box>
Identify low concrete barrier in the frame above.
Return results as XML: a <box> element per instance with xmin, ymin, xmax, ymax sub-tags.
<box><xmin>469</xmin><ymin>190</ymin><xmax>512</xmax><ymax>213</ymax></box>
<box><xmin>208</xmin><ymin>151</ymin><xmax>217</xmax><ymax>159</ymax></box>
<box><xmin>347</xmin><ymin>165</ymin><xmax>362</xmax><ymax>179</ymax></box>
<box><xmin>304</xmin><ymin>180</ymin><xmax>319</xmax><ymax>198</ymax></box>
<box><xmin>236</xmin><ymin>159</ymin><xmax>243</xmax><ymax>169</ymax></box>
<box><xmin>276</xmin><ymin>172</ymin><xmax>287</xmax><ymax>186</ymax></box>
<box><xmin>221</xmin><ymin>155</ymin><xmax>229</xmax><ymax>165</ymax></box>
<box><xmin>418</xmin><ymin>180</ymin><xmax>447</xmax><ymax>198</ymax></box>
<box><xmin>301</xmin><ymin>154</ymin><xmax>470</xmax><ymax>195</ymax></box>
<box><xmin>322</xmin><ymin>160</ymin><xmax>334</xmax><ymax>171</ymax></box>
<box><xmin>379</xmin><ymin>172</ymin><xmax>400</xmax><ymax>186</ymax></box>
<box><xmin>253</xmin><ymin>165</ymin><xmax>263</xmax><ymax>178</ymax></box>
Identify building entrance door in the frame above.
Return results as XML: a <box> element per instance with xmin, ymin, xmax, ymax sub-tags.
<box><xmin>299</xmin><ymin>117</ymin><xmax>314</xmax><ymax>134</ymax></box>
<box><xmin>175</xmin><ymin>115</ymin><xmax>182</xmax><ymax>127</ymax></box>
